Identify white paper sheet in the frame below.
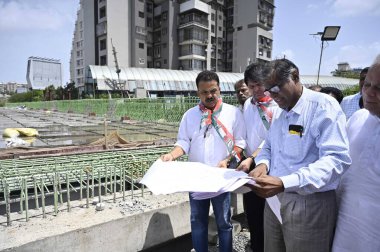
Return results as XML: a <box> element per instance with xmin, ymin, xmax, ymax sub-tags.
<box><xmin>140</xmin><ymin>159</ymin><xmax>255</xmax><ymax>196</ymax></box>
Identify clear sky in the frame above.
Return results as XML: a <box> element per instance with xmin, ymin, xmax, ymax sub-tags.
<box><xmin>0</xmin><ymin>0</ymin><xmax>379</xmax><ymax>85</ymax></box>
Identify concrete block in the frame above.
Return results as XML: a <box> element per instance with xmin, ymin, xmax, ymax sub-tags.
<box><xmin>230</xmin><ymin>193</ymin><xmax>244</xmax><ymax>215</ymax></box>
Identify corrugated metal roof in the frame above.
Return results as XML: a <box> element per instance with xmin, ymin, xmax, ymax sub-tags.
<box><xmin>301</xmin><ymin>75</ymin><xmax>358</xmax><ymax>88</ymax></box>
<box><xmin>88</xmin><ymin>66</ymin><xmax>358</xmax><ymax>91</ymax></box>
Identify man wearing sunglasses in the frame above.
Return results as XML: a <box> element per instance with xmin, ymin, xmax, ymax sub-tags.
<box><xmin>248</xmin><ymin>59</ymin><xmax>351</xmax><ymax>252</ymax></box>
<box><xmin>236</xmin><ymin>62</ymin><xmax>279</xmax><ymax>252</ymax></box>
<box><xmin>340</xmin><ymin>67</ymin><xmax>369</xmax><ymax>119</ymax></box>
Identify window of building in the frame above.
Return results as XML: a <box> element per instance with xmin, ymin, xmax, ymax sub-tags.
<box><xmin>211</xmin><ymin>13</ymin><xmax>215</xmax><ymax>21</ymax></box>
<box><xmin>219</xmin><ymin>15</ymin><xmax>222</xmax><ymax>20</ymax></box>
<box><xmin>100</xmin><ymin>39</ymin><xmax>106</xmax><ymax>50</ymax></box>
<box><xmin>259</xmin><ymin>49</ymin><xmax>263</xmax><ymax>56</ymax></box>
<box><xmin>218</xmin><ymin>26</ymin><xmax>222</xmax><ymax>31</ymax></box>
<box><xmin>259</xmin><ymin>12</ymin><xmax>266</xmax><ymax>23</ymax></box>
<box><xmin>211</xmin><ymin>25</ymin><xmax>215</xmax><ymax>33</ymax></box>
<box><xmin>193</xmin><ymin>59</ymin><xmax>204</xmax><ymax>70</ymax></box>
<box><xmin>164</xmin><ymin>59</ymin><xmax>167</xmax><ymax>64</ymax></box>
<box><xmin>147</xmin><ymin>17</ymin><xmax>152</xmax><ymax>28</ymax></box>
<box><xmin>266</xmin><ymin>50</ymin><xmax>271</xmax><ymax>58</ymax></box>
<box><xmin>162</xmin><ymin>12</ymin><xmax>168</xmax><ymax>21</ymax></box>
<box><xmin>139</xmin><ymin>11</ymin><xmax>144</xmax><ymax>18</ymax></box>
<box><xmin>154</xmin><ymin>46</ymin><xmax>161</xmax><ymax>58</ymax></box>
<box><xmin>155</xmin><ymin>61</ymin><xmax>161</xmax><ymax>68</ymax></box>
<box><xmin>99</xmin><ymin>6</ymin><xmax>106</xmax><ymax>19</ymax></box>
<box><xmin>147</xmin><ymin>47</ymin><xmax>153</xmax><ymax>57</ymax></box>
<box><xmin>136</xmin><ymin>26</ymin><xmax>146</xmax><ymax>35</ymax></box>
<box><xmin>162</xmin><ymin>28</ymin><xmax>167</xmax><ymax>35</ymax></box>
<box><xmin>237</xmin><ymin>26</ymin><xmax>242</xmax><ymax>31</ymax></box>
<box><xmin>100</xmin><ymin>55</ymin><xmax>107</xmax><ymax>65</ymax></box>
<box><xmin>260</xmin><ymin>36</ymin><xmax>264</xmax><ymax>45</ymax></box>
<box><xmin>139</xmin><ymin>43</ymin><xmax>144</xmax><ymax>49</ymax></box>
<box><xmin>146</xmin><ymin>3</ymin><xmax>153</xmax><ymax>13</ymax></box>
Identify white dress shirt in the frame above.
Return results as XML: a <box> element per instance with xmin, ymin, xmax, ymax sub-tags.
<box><xmin>340</xmin><ymin>92</ymin><xmax>361</xmax><ymax>119</ymax></box>
<box><xmin>333</xmin><ymin>109</ymin><xmax>380</xmax><ymax>252</ymax></box>
<box><xmin>255</xmin><ymin>87</ymin><xmax>351</xmax><ymax>195</ymax></box>
<box><xmin>175</xmin><ymin>102</ymin><xmax>246</xmax><ymax>167</ymax></box>
<box><xmin>243</xmin><ymin>97</ymin><xmax>279</xmax><ymax>156</ymax></box>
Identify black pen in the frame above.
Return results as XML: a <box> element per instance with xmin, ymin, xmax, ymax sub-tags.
<box><xmin>204</xmin><ymin>124</ymin><xmax>211</xmax><ymax>138</ymax></box>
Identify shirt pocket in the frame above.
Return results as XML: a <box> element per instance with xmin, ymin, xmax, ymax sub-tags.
<box><xmin>284</xmin><ymin>133</ymin><xmax>302</xmax><ymax>159</ymax></box>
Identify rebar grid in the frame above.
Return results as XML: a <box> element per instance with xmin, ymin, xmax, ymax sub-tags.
<box><xmin>0</xmin><ymin>146</ymin><xmax>186</xmax><ymax>226</ymax></box>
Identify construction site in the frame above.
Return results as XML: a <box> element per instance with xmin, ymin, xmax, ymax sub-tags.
<box><xmin>0</xmin><ymin>98</ymin><xmax>249</xmax><ymax>252</ymax></box>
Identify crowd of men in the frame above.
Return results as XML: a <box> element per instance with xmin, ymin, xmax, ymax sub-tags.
<box><xmin>161</xmin><ymin>55</ymin><xmax>380</xmax><ymax>252</ymax></box>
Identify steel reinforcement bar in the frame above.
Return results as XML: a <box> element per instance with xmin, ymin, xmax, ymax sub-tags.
<box><xmin>0</xmin><ymin>146</ymin><xmax>186</xmax><ymax>226</ymax></box>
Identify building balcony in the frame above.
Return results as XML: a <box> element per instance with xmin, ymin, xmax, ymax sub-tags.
<box><xmin>180</xmin><ymin>0</ymin><xmax>209</xmax><ymax>14</ymax></box>
<box><xmin>96</xmin><ymin>22</ymin><xmax>107</xmax><ymax>36</ymax></box>
<box><xmin>178</xmin><ymin>54</ymin><xmax>206</xmax><ymax>61</ymax></box>
<box><xmin>180</xmin><ymin>50</ymin><xmax>206</xmax><ymax>57</ymax></box>
<box><xmin>179</xmin><ymin>14</ymin><xmax>208</xmax><ymax>29</ymax></box>
<box><xmin>178</xmin><ymin>38</ymin><xmax>208</xmax><ymax>46</ymax></box>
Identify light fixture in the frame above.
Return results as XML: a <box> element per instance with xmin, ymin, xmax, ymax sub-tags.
<box><xmin>321</xmin><ymin>26</ymin><xmax>340</xmax><ymax>41</ymax></box>
<box><xmin>316</xmin><ymin>26</ymin><xmax>341</xmax><ymax>85</ymax></box>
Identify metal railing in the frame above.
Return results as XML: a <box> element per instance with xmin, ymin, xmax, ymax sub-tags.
<box><xmin>7</xmin><ymin>96</ymin><xmax>238</xmax><ymax>124</ymax></box>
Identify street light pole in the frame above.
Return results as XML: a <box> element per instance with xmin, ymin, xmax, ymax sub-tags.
<box><xmin>316</xmin><ymin>40</ymin><xmax>325</xmax><ymax>85</ymax></box>
<box><xmin>313</xmin><ymin>26</ymin><xmax>340</xmax><ymax>85</ymax></box>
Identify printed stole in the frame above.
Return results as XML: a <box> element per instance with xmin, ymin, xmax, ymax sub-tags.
<box><xmin>251</xmin><ymin>96</ymin><xmax>273</xmax><ymax>130</ymax></box>
<box><xmin>199</xmin><ymin>98</ymin><xmax>241</xmax><ymax>162</ymax></box>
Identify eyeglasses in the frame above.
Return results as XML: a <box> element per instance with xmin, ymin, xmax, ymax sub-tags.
<box><xmin>264</xmin><ymin>84</ymin><xmax>282</xmax><ymax>95</ymax></box>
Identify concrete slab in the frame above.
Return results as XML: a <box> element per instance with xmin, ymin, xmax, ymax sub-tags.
<box><xmin>0</xmin><ymin>193</ymin><xmax>191</xmax><ymax>252</ymax></box>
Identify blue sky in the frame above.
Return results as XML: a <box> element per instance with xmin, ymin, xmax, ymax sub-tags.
<box><xmin>0</xmin><ymin>0</ymin><xmax>379</xmax><ymax>85</ymax></box>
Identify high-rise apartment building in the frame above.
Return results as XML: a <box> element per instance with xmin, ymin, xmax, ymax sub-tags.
<box><xmin>70</xmin><ymin>0</ymin><xmax>274</xmax><ymax>93</ymax></box>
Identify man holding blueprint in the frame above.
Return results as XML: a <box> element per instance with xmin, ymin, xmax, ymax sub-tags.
<box><xmin>161</xmin><ymin>70</ymin><xmax>246</xmax><ymax>252</ymax></box>
<box><xmin>249</xmin><ymin>59</ymin><xmax>351</xmax><ymax>252</ymax></box>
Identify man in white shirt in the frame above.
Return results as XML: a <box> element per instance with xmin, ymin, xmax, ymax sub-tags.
<box><xmin>236</xmin><ymin>63</ymin><xmax>279</xmax><ymax>252</ymax></box>
<box><xmin>161</xmin><ymin>70</ymin><xmax>246</xmax><ymax>252</ymax></box>
<box><xmin>249</xmin><ymin>59</ymin><xmax>351</xmax><ymax>252</ymax></box>
<box><xmin>340</xmin><ymin>67</ymin><xmax>369</xmax><ymax>119</ymax></box>
<box><xmin>333</xmin><ymin>55</ymin><xmax>380</xmax><ymax>252</ymax></box>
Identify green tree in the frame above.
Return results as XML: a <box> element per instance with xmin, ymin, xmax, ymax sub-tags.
<box><xmin>43</xmin><ymin>85</ymin><xmax>56</xmax><ymax>101</ymax></box>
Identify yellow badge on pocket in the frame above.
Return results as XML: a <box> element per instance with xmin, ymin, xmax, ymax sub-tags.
<box><xmin>288</xmin><ymin>125</ymin><xmax>304</xmax><ymax>138</ymax></box>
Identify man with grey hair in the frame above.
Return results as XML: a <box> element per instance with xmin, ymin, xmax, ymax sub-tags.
<box><xmin>248</xmin><ymin>58</ymin><xmax>351</xmax><ymax>252</ymax></box>
<box><xmin>332</xmin><ymin>55</ymin><xmax>380</xmax><ymax>251</ymax></box>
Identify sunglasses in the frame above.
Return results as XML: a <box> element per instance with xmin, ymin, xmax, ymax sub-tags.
<box><xmin>264</xmin><ymin>83</ymin><xmax>282</xmax><ymax>95</ymax></box>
